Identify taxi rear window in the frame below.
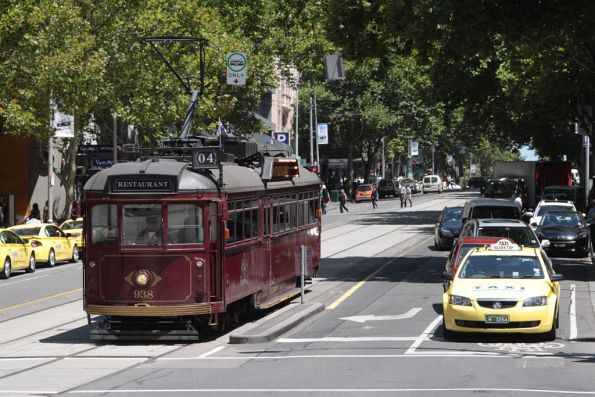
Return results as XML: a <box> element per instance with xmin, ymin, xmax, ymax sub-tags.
<box><xmin>459</xmin><ymin>255</ymin><xmax>543</xmax><ymax>279</ymax></box>
<box><xmin>12</xmin><ymin>227</ymin><xmax>40</xmax><ymax>236</ymax></box>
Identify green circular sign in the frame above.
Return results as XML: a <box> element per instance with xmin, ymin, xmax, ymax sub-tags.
<box><xmin>227</xmin><ymin>53</ymin><xmax>247</xmax><ymax>72</ymax></box>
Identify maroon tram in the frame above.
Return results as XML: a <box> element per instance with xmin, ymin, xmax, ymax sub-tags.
<box><xmin>82</xmin><ymin>140</ymin><xmax>321</xmax><ymax>340</ymax></box>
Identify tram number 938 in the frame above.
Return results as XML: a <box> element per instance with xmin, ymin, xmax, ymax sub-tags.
<box><xmin>133</xmin><ymin>290</ymin><xmax>154</xmax><ymax>299</ymax></box>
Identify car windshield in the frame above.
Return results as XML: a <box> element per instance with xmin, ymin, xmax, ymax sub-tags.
<box><xmin>471</xmin><ymin>206</ymin><xmax>519</xmax><ymax>219</ymax></box>
<box><xmin>542</xmin><ymin>189</ymin><xmax>576</xmax><ymax>201</ymax></box>
<box><xmin>484</xmin><ymin>180</ymin><xmax>517</xmax><ymax>196</ymax></box>
<box><xmin>477</xmin><ymin>226</ymin><xmax>539</xmax><ymax>247</ymax></box>
<box><xmin>12</xmin><ymin>227</ymin><xmax>41</xmax><ymax>236</ymax></box>
<box><xmin>443</xmin><ymin>208</ymin><xmax>463</xmax><ymax>221</ymax></box>
<box><xmin>459</xmin><ymin>255</ymin><xmax>544</xmax><ymax>279</ymax></box>
<box><xmin>541</xmin><ymin>213</ymin><xmax>582</xmax><ymax>227</ymax></box>
<box><xmin>537</xmin><ymin>205</ymin><xmax>572</xmax><ymax>216</ymax></box>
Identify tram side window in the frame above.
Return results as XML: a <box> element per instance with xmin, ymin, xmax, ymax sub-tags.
<box><xmin>227</xmin><ymin>200</ymin><xmax>259</xmax><ymax>243</ymax></box>
<box><xmin>290</xmin><ymin>197</ymin><xmax>298</xmax><ymax>228</ymax></box>
<box><xmin>308</xmin><ymin>194</ymin><xmax>318</xmax><ymax>224</ymax></box>
<box><xmin>91</xmin><ymin>204</ymin><xmax>118</xmax><ymax>244</ymax></box>
<box><xmin>168</xmin><ymin>204</ymin><xmax>203</xmax><ymax>244</ymax></box>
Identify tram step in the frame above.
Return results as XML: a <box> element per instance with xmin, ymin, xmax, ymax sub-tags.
<box><xmin>90</xmin><ymin>327</ymin><xmax>199</xmax><ymax>341</ymax></box>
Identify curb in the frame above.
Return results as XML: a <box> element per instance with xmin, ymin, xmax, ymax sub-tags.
<box><xmin>229</xmin><ymin>302</ymin><xmax>325</xmax><ymax>344</ymax></box>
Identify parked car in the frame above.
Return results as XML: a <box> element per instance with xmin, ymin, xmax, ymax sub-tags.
<box><xmin>422</xmin><ymin>174</ymin><xmax>443</xmax><ymax>194</ymax></box>
<box><xmin>442</xmin><ymin>239</ymin><xmax>563</xmax><ymax>340</ymax></box>
<box><xmin>535</xmin><ymin>210</ymin><xmax>590</xmax><ymax>258</ymax></box>
<box><xmin>434</xmin><ymin>206</ymin><xmax>464</xmax><ymax>249</ymax></box>
<box><xmin>9</xmin><ymin>223</ymin><xmax>79</xmax><ymax>266</ymax></box>
<box><xmin>0</xmin><ymin>229</ymin><xmax>36</xmax><ymax>279</ymax></box>
<box><xmin>459</xmin><ymin>218</ymin><xmax>546</xmax><ymax>249</ymax></box>
<box><xmin>526</xmin><ymin>200</ymin><xmax>576</xmax><ymax>228</ymax></box>
<box><xmin>467</xmin><ymin>176</ymin><xmax>486</xmax><ymax>189</ymax></box>
<box><xmin>400</xmin><ymin>178</ymin><xmax>420</xmax><ymax>194</ymax></box>
<box><xmin>540</xmin><ymin>185</ymin><xmax>585</xmax><ymax>211</ymax></box>
<box><xmin>461</xmin><ymin>198</ymin><xmax>522</xmax><ymax>224</ymax></box>
<box><xmin>378</xmin><ymin>179</ymin><xmax>399</xmax><ymax>198</ymax></box>
<box><xmin>355</xmin><ymin>184</ymin><xmax>373</xmax><ymax>202</ymax></box>
<box><xmin>60</xmin><ymin>217</ymin><xmax>84</xmax><ymax>250</ymax></box>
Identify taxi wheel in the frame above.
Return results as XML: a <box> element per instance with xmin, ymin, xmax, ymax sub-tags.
<box><xmin>543</xmin><ymin>314</ymin><xmax>557</xmax><ymax>341</ymax></box>
<box><xmin>25</xmin><ymin>254</ymin><xmax>36</xmax><ymax>273</ymax></box>
<box><xmin>1</xmin><ymin>258</ymin><xmax>11</xmax><ymax>279</ymax></box>
<box><xmin>70</xmin><ymin>245</ymin><xmax>79</xmax><ymax>263</ymax></box>
<box><xmin>48</xmin><ymin>249</ymin><xmax>56</xmax><ymax>267</ymax></box>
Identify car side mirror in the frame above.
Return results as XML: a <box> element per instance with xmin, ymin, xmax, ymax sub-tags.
<box><xmin>530</xmin><ymin>222</ymin><xmax>538</xmax><ymax>228</ymax></box>
<box><xmin>540</xmin><ymin>239</ymin><xmax>550</xmax><ymax>248</ymax></box>
<box><xmin>550</xmin><ymin>274</ymin><xmax>564</xmax><ymax>282</ymax></box>
<box><xmin>442</xmin><ymin>272</ymin><xmax>453</xmax><ymax>281</ymax></box>
<box><xmin>524</xmin><ymin>211</ymin><xmax>534</xmax><ymax>218</ymax></box>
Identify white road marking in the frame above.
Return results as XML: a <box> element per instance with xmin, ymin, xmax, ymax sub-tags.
<box><xmin>198</xmin><ymin>345</ymin><xmax>226</xmax><ymax>358</ymax></box>
<box><xmin>0</xmin><ymin>274</ymin><xmax>48</xmax><ymax>286</ymax></box>
<box><xmin>277</xmin><ymin>337</ymin><xmax>418</xmax><ymax>343</ymax></box>
<box><xmin>340</xmin><ymin>307</ymin><xmax>422</xmax><ymax>323</ymax></box>
<box><xmin>405</xmin><ymin>315</ymin><xmax>443</xmax><ymax>355</ymax></box>
<box><xmin>66</xmin><ymin>387</ymin><xmax>595</xmax><ymax>394</ymax></box>
<box><xmin>569</xmin><ymin>284</ymin><xmax>577</xmax><ymax>340</ymax></box>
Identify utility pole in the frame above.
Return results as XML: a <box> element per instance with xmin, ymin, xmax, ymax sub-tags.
<box><xmin>314</xmin><ymin>87</ymin><xmax>320</xmax><ymax>167</ymax></box>
<box><xmin>295</xmin><ymin>73</ymin><xmax>300</xmax><ymax>161</ymax></box>
<box><xmin>431</xmin><ymin>145</ymin><xmax>435</xmax><ymax>175</ymax></box>
<box><xmin>309</xmin><ymin>96</ymin><xmax>314</xmax><ymax>165</ymax></box>
<box><xmin>48</xmin><ymin>101</ymin><xmax>54</xmax><ymax>223</ymax></box>
<box><xmin>381</xmin><ymin>137</ymin><xmax>385</xmax><ymax>179</ymax></box>
<box><xmin>113</xmin><ymin>113</ymin><xmax>118</xmax><ymax>165</ymax></box>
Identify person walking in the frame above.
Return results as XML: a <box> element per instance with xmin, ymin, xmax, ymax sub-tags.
<box><xmin>399</xmin><ymin>184</ymin><xmax>407</xmax><ymax>207</ymax></box>
<box><xmin>24</xmin><ymin>203</ymin><xmax>41</xmax><ymax>223</ymax></box>
<box><xmin>371</xmin><ymin>184</ymin><xmax>379</xmax><ymax>209</ymax></box>
<box><xmin>339</xmin><ymin>188</ymin><xmax>349</xmax><ymax>213</ymax></box>
<box><xmin>320</xmin><ymin>184</ymin><xmax>330</xmax><ymax>215</ymax></box>
<box><xmin>514</xmin><ymin>193</ymin><xmax>523</xmax><ymax>211</ymax></box>
<box><xmin>405</xmin><ymin>184</ymin><xmax>413</xmax><ymax>207</ymax></box>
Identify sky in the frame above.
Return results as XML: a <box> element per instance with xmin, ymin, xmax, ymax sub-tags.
<box><xmin>519</xmin><ymin>145</ymin><xmax>539</xmax><ymax>161</ymax></box>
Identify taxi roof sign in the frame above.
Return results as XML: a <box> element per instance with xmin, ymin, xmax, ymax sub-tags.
<box><xmin>489</xmin><ymin>239</ymin><xmax>520</xmax><ymax>251</ymax></box>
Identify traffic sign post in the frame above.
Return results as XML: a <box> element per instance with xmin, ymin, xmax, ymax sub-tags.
<box><xmin>226</xmin><ymin>52</ymin><xmax>247</xmax><ymax>86</ymax></box>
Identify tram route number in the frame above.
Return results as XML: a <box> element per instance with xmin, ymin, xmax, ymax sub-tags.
<box><xmin>133</xmin><ymin>290</ymin><xmax>154</xmax><ymax>299</ymax></box>
<box><xmin>192</xmin><ymin>148</ymin><xmax>219</xmax><ymax>169</ymax></box>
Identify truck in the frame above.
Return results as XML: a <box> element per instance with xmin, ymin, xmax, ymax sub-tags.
<box><xmin>487</xmin><ymin>161</ymin><xmax>572</xmax><ymax>209</ymax></box>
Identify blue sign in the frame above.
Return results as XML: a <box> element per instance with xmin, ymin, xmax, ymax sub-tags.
<box><xmin>273</xmin><ymin>131</ymin><xmax>290</xmax><ymax>145</ymax></box>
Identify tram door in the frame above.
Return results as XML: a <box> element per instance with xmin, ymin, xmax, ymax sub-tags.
<box><xmin>209</xmin><ymin>202</ymin><xmax>223</xmax><ymax>302</ymax></box>
<box><xmin>261</xmin><ymin>197</ymin><xmax>272</xmax><ymax>286</ymax></box>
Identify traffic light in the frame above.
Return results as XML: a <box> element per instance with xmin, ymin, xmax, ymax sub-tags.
<box><xmin>305</xmin><ymin>165</ymin><xmax>318</xmax><ymax>174</ymax></box>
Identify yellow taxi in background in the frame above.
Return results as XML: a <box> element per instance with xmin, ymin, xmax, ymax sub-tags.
<box><xmin>0</xmin><ymin>229</ymin><xmax>36</xmax><ymax>279</ymax></box>
<box><xmin>442</xmin><ymin>239</ymin><xmax>563</xmax><ymax>340</ymax></box>
<box><xmin>60</xmin><ymin>217</ymin><xmax>84</xmax><ymax>250</ymax></box>
<box><xmin>9</xmin><ymin>223</ymin><xmax>79</xmax><ymax>267</ymax></box>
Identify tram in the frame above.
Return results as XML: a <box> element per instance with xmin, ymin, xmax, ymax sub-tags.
<box><xmin>82</xmin><ymin>137</ymin><xmax>321</xmax><ymax>340</ymax></box>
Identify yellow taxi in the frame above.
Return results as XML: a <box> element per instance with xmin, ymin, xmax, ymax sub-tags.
<box><xmin>442</xmin><ymin>239</ymin><xmax>562</xmax><ymax>340</ymax></box>
<box><xmin>60</xmin><ymin>217</ymin><xmax>84</xmax><ymax>250</ymax></box>
<box><xmin>0</xmin><ymin>229</ymin><xmax>36</xmax><ymax>279</ymax></box>
<box><xmin>9</xmin><ymin>223</ymin><xmax>79</xmax><ymax>267</ymax></box>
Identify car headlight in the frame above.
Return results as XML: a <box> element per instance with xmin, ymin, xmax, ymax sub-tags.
<box><xmin>440</xmin><ymin>228</ymin><xmax>453</xmax><ymax>237</ymax></box>
<box><xmin>523</xmin><ymin>296</ymin><xmax>547</xmax><ymax>306</ymax></box>
<box><xmin>449</xmin><ymin>295</ymin><xmax>471</xmax><ymax>306</ymax></box>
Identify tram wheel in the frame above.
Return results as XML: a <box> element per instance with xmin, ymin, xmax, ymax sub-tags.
<box><xmin>25</xmin><ymin>254</ymin><xmax>36</xmax><ymax>273</ymax></box>
<box><xmin>47</xmin><ymin>249</ymin><xmax>56</xmax><ymax>267</ymax></box>
<box><xmin>1</xmin><ymin>257</ymin><xmax>11</xmax><ymax>279</ymax></box>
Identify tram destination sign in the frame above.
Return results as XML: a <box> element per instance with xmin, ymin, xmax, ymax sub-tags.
<box><xmin>110</xmin><ymin>177</ymin><xmax>176</xmax><ymax>193</ymax></box>
<box><xmin>192</xmin><ymin>147</ymin><xmax>219</xmax><ymax>169</ymax></box>
<box><xmin>262</xmin><ymin>157</ymin><xmax>300</xmax><ymax>181</ymax></box>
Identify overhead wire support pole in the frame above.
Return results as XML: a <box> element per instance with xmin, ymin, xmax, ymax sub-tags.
<box><xmin>314</xmin><ymin>86</ymin><xmax>319</xmax><ymax>168</ymax></box>
<box><xmin>309</xmin><ymin>96</ymin><xmax>314</xmax><ymax>165</ymax></box>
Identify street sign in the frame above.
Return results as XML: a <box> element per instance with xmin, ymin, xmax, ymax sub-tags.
<box><xmin>410</xmin><ymin>141</ymin><xmax>419</xmax><ymax>156</ymax></box>
<box><xmin>317</xmin><ymin>123</ymin><xmax>329</xmax><ymax>145</ymax></box>
<box><xmin>226</xmin><ymin>52</ymin><xmax>247</xmax><ymax>86</ymax></box>
<box><xmin>273</xmin><ymin>131</ymin><xmax>290</xmax><ymax>145</ymax></box>
<box><xmin>584</xmin><ymin>134</ymin><xmax>590</xmax><ymax>148</ymax></box>
<box><xmin>324</xmin><ymin>54</ymin><xmax>345</xmax><ymax>80</ymax></box>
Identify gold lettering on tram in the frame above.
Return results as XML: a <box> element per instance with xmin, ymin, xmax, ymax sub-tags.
<box><xmin>133</xmin><ymin>290</ymin><xmax>155</xmax><ymax>299</ymax></box>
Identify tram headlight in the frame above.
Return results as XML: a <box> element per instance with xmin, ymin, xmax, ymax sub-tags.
<box><xmin>195</xmin><ymin>258</ymin><xmax>205</xmax><ymax>269</ymax></box>
<box><xmin>88</xmin><ymin>261</ymin><xmax>96</xmax><ymax>268</ymax></box>
<box><xmin>135</xmin><ymin>273</ymin><xmax>149</xmax><ymax>286</ymax></box>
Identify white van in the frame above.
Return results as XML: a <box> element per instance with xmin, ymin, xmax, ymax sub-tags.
<box><xmin>422</xmin><ymin>175</ymin><xmax>443</xmax><ymax>194</ymax></box>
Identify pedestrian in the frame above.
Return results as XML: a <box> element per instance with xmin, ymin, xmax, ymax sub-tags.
<box><xmin>320</xmin><ymin>184</ymin><xmax>330</xmax><ymax>215</ymax></box>
<box><xmin>405</xmin><ymin>184</ymin><xmax>413</xmax><ymax>207</ymax></box>
<box><xmin>588</xmin><ymin>199</ymin><xmax>595</xmax><ymax>249</ymax></box>
<box><xmin>339</xmin><ymin>188</ymin><xmax>349</xmax><ymax>213</ymax></box>
<box><xmin>24</xmin><ymin>202</ymin><xmax>41</xmax><ymax>223</ymax></box>
<box><xmin>0</xmin><ymin>196</ymin><xmax>5</xmax><ymax>227</ymax></box>
<box><xmin>400</xmin><ymin>184</ymin><xmax>407</xmax><ymax>207</ymax></box>
<box><xmin>371</xmin><ymin>184</ymin><xmax>379</xmax><ymax>209</ymax></box>
<box><xmin>514</xmin><ymin>193</ymin><xmax>523</xmax><ymax>211</ymax></box>
<box><xmin>70</xmin><ymin>200</ymin><xmax>80</xmax><ymax>220</ymax></box>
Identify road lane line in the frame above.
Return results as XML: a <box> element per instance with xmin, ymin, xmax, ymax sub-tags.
<box><xmin>0</xmin><ymin>288</ymin><xmax>82</xmax><ymax>314</ymax></box>
<box><xmin>405</xmin><ymin>314</ymin><xmax>443</xmax><ymax>355</ymax></box>
<box><xmin>0</xmin><ymin>274</ymin><xmax>48</xmax><ymax>287</ymax></box>
<box><xmin>569</xmin><ymin>284</ymin><xmax>577</xmax><ymax>340</ymax></box>
<box><xmin>198</xmin><ymin>345</ymin><xmax>226</xmax><ymax>358</ymax></box>
<box><xmin>277</xmin><ymin>336</ymin><xmax>418</xmax><ymax>343</ymax></box>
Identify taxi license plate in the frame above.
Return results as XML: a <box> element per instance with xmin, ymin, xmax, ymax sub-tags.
<box><xmin>485</xmin><ymin>315</ymin><xmax>509</xmax><ymax>324</ymax></box>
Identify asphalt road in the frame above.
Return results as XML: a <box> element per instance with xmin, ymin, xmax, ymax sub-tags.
<box><xmin>2</xmin><ymin>190</ymin><xmax>595</xmax><ymax>396</ymax></box>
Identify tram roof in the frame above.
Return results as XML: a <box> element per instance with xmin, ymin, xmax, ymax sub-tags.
<box><xmin>83</xmin><ymin>158</ymin><xmax>320</xmax><ymax>195</ymax></box>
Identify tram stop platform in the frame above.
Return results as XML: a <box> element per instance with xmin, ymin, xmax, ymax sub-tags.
<box><xmin>229</xmin><ymin>301</ymin><xmax>324</xmax><ymax>344</ymax></box>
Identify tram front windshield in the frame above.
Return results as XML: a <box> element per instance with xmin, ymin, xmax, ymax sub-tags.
<box><xmin>90</xmin><ymin>203</ymin><xmax>204</xmax><ymax>246</ymax></box>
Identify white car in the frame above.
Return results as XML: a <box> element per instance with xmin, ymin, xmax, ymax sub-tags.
<box><xmin>527</xmin><ymin>200</ymin><xmax>576</xmax><ymax>228</ymax></box>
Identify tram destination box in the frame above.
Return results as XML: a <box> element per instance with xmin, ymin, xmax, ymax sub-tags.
<box><xmin>261</xmin><ymin>157</ymin><xmax>299</xmax><ymax>181</ymax></box>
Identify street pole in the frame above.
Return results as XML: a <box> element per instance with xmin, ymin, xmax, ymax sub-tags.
<box><xmin>431</xmin><ymin>145</ymin><xmax>435</xmax><ymax>175</ymax></box>
<box><xmin>381</xmin><ymin>137</ymin><xmax>385</xmax><ymax>179</ymax></box>
<box><xmin>585</xmin><ymin>134</ymin><xmax>590</xmax><ymax>210</ymax></box>
<box><xmin>314</xmin><ymin>86</ymin><xmax>320</xmax><ymax>167</ymax></box>
<box><xmin>407</xmin><ymin>139</ymin><xmax>413</xmax><ymax>179</ymax></box>
<box><xmin>309</xmin><ymin>96</ymin><xmax>314</xmax><ymax>165</ymax></box>
<box><xmin>47</xmin><ymin>137</ymin><xmax>53</xmax><ymax>223</ymax></box>
<box><xmin>295</xmin><ymin>74</ymin><xmax>300</xmax><ymax>161</ymax></box>
<box><xmin>113</xmin><ymin>113</ymin><xmax>118</xmax><ymax>165</ymax></box>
